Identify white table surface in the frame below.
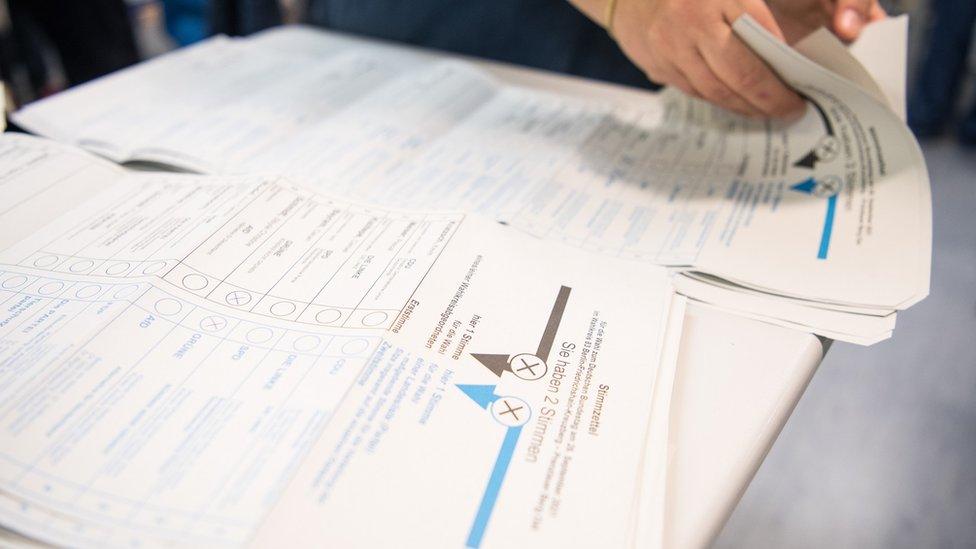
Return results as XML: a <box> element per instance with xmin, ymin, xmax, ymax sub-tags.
<box><xmin>0</xmin><ymin>28</ymin><xmax>826</xmax><ymax>547</ymax></box>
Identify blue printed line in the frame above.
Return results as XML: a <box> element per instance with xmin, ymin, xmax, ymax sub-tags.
<box><xmin>817</xmin><ymin>195</ymin><xmax>837</xmax><ymax>259</ymax></box>
<box><xmin>466</xmin><ymin>426</ymin><xmax>522</xmax><ymax>548</ymax></box>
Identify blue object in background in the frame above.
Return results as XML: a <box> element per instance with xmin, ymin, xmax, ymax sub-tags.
<box><xmin>908</xmin><ymin>0</ymin><xmax>976</xmax><ymax>143</ymax></box>
<box><xmin>162</xmin><ymin>0</ymin><xmax>209</xmax><ymax>45</ymax></box>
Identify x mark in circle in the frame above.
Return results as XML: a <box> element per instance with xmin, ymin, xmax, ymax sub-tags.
<box><xmin>200</xmin><ymin>316</ymin><xmax>227</xmax><ymax>332</ymax></box>
<box><xmin>510</xmin><ymin>353</ymin><xmax>547</xmax><ymax>381</ymax></box>
<box><xmin>498</xmin><ymin>399</ymin><xmax>524</xmax><ymax>421</ymax></box>
<box><xmin>226</xmin><ymin>291</ymin><xmax>251</xmax><ymax>306</ymax></box>
<box><xmin>516</xmin><ymin>357</ymin><xmax>540</xmax><ymax>376</ymax></box>
<box><xmin>490</xmin><ymin>395</ymin><xmax>530</xmax><ymax>427</ymax></box>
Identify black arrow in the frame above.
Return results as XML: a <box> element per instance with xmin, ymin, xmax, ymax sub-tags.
<box><xmin>469</xmin><ymin>286</ymin><xmax>572</xmax><ymax>378</ymax></box>
<box><xmin>794</xmin><ymin>149</ymin><xmax>819</xmax><ymax>170</ymax></box>
<box><xmin>471</xmin><ymin>353</ymin><xmax>511</xmax><ymax>377</ymax></box>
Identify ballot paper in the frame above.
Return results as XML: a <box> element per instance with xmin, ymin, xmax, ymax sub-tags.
<box><xmin>12</xmin><ymin>16</ymin><xmax>931</xmax><ymax>344</ymax></box>
<box><xmin>0</xmin><ymin>133</ymin><xmax>679</xmax><ymax>547</ymax></box>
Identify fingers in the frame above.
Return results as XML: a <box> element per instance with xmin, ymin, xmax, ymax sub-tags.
<box><xmin>698</xmin><ymin>28</ymin><xmax>806</xmax><ymax>118</ymax></box>
<box><xmin>833</xmin><ymin>0</ymin><xmax>884</xmax><ymax>41</ymax></box>
<box><xmin>735</xmin><ymin>0</ymin><xmax>788</xmax><ymax>42</ymax></box>
<box><xmin>644</xmin><ymin>60</ymin><xmax>706</xmax><ymax>102</ymax></box>
<box><xmin>699</xmin><ymin>0</ymin><xmax>806</xmax><ymax>117</ymax></box>
<box><xmin>666</xmin><ymin>69</ymin><xmax>703</xmax><ymax>100</ymax></box>
<box><xmin>608</xmin><ymin>0</ymin><xmax>808</xmax><ymax>119</ymax></box>
<box><xmin>676</xmin><ymin>48</ymin><xmax>763</xmax><ymax>117</ymax></box>
<box><xmin>869</xmin><ymin>2</ymin><xmax>887</xmax><ymax>21</ymax></box>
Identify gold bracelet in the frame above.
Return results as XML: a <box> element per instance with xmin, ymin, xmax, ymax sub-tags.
<box><xmin>604</xmin><ymin>0</ymin><xmax>620</xmax><ymax>36</ymax></box>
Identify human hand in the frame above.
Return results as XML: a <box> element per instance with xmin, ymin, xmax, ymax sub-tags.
<box><xmin>766</xmin><ymin>0</ymin><xmax>887</xmax><ymax>44</ymax></box>
<box><xmin>603</xmin><ymin>0</ymin><xmax>806</xmax><ymax>118</ymax></box>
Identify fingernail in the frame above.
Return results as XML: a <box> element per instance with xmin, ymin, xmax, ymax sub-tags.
<box><xmin>840</xmin><ymin>8</ymin><xmax>865</xmax><ymax>34</ymax></box>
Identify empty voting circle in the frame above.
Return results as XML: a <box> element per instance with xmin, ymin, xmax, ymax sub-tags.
<box><xmin>315</xmin><ymin>308</ymin><xmax>342</xmax><ymax>324</ymax></box>
<box><xmin>142</xmin><ymin>261</ymin><xmax>167</xmax><ymax>275</ymax></box>
<box><xmin>37</xmin><ymin>281</ymin><xmax>65</xmax><ymax>295</ymax></box>
<box><xmin>270</xmin><ymin>301</ymin><xmax>297</xmax><ymax>317</ymax></box>
<box><xmin>182</xmin><ymin>274</ymin><xmax>209</xmax><ymax>291</ymax></box>
<box><xmin>33</xmin><ymin>255</ymin><xmax>59</xmax><ymax>268</ymax></box>
<box><xmin>199</xmin><ymin>315</ymin><xmax>228</xmax><ymax>332</ymax></box>
<box><xmin>490</xmin><ymin>396</ymin><xmax>531</xmax><ymax>427</ymax></box>
<box><xmin>293</xmin><ymin>335</ymin><xmax>321</xmax><ymax>352</ymax></box>
<box><xmin>69</xmin><ymin>259</ymin><xmax>94</xmax><ymax>273</ymax></box>
<box><xmin>361</xmin><ymin>311</ymin><xmax>388</xmax><ymax>327</ymax></box>
<box><xmin>75</xmin><ymin>285</ymin><xmax>102</xmax><ymax>299</ymax></box>
<box><xmin>154</xmin><ymin>298</ymin><xmax>183</xmax><ymax>316</ymax></box>
<box><xmin>113</xmin><ymin>285</ymin><xmax>141</xmax><ymax>299</ymax></box>
<box><xmin>105</xmin><ymin>262</ymin><xmax>131</xmax><ymax>276</ymax></box>
<box><xmin>225</xmin><ymin>291</ymin><xmax>252</xmax><ymax>307</ymax></box>
<box><xmin>246</xmin><ymin>327</ymin><xmax>274</xmax><ymax>344</ymax></box>
<box><xmin>341</xmin><ymin>338</ymin><xmax>370</xmax><ymax>356</ymax></box>
<box><xmin>2</xmin><ymin>276</ymin><xmax>29</xmax><ymax>289</ymax></box>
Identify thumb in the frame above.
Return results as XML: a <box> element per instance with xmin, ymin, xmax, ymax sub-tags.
<box><xmin>834</xmin><ymin>0</ymin><xmax>874</xmax><ymax>42</ymax></box>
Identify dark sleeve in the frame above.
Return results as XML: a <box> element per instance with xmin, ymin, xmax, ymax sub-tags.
<box><xmin>10</xmin><ymin>0</ymin><xmax>138</xmax><ymax>86</ymax></box>
<box><xmin>210</xmin><ymin>0</ymin><xmax>282</xmax><ymax>37</ymax></box>
<box><xmin>305</xmin><ymin>0</ymin><xmax>658</xmax><ymax>90</ymax></box>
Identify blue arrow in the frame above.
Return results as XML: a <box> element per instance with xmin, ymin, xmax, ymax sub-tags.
<box><xmin>818</xmin><ymin>195</ymin><xmax>837</xmax><ymax>259</ymax></box>
<box><xmin>466</xmin><ymin>426</ymin><xmax>522</xmax><ymax>548</ymax></box>
<box><xmin>790</xmin><ymin>177</ymin><xmax>817</xmax><ymax>194</ymax></box>
<box><xmin>788</xmin><ymin>178</ymin><xmax>837</xmax><ymax>260</ymax></box>
<box><xmin>456</xmin><ymin>384</ymin><xmax>499</xmax><ymax>409</ymax></box>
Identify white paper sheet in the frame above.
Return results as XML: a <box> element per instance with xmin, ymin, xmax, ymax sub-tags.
<box><xmin>631</xmin><ymin>293</ymin><xmax>686</xmax><ymax>548</ymax></box>
<box><xmin>698</xmin><ymin>15</ymin><xmax>929</xmax><ymax>312</ymax></box>
<box><xmin>12</xmin><ymin>21</ymin><xmax>930</xmax><ymax>337</ymax></box>
<box><xmin>673</xmin><ymin>273</ymin><xmax>895</xmax><ymax>343</ymax></box>
<box><xmin>0</xmin><ymin>134</ymin><xmax>679</xmax><ymax>547</ymax></box>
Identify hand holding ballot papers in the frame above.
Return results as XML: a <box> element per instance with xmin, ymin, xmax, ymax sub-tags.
<box><xmin>0</xmin><ymin>13</ymin><xmax>930</xmax><ymax>549</ymax></box>
<box><xmin>12</xmin><ymin>16</ymin><xmax>930</xmax><ymax>345</ymax></box>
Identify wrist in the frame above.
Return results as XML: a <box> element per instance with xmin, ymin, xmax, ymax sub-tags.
<box><xmin>565</xmin><ymin>0</ymin><xmax>620</xmax><ymax>35</ymax></box>
<box><xmin>604</xmin><ymin>0</ymin><xmax>621</xmax><ymax>35</ymax></box>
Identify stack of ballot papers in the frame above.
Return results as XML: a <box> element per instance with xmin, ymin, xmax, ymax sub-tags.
<box><xmin>0</xmin><ymin>134</ymin><xmax>683</xmax><ymax>547</ymax></box>
<box><xmin>10</xmin><ymin>15</ymin><xmax>931</xmax><ymax>345</ymax></box>
<box><xmin>0</xmin><ymin>13</ymin><xmax>930</xmax><ymax>549</ymax></box>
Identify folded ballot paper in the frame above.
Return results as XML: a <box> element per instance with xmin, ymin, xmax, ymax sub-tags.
<box><xmin>12</xmin><ymin>16</ymin><xmax>930</xmax><ymax>345</ymax></box>
<box><xmin>0</xmin><ymin>133</ymin><xmax>683</xmax><ymax>547</ymax></box>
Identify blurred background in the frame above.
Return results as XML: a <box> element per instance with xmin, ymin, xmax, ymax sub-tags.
<box><xmin>2</xmin><ymin>0</ymin><xmax>976</xmax><ymax>141</ymax></box>
<box><xmin>0</xmin><ymin>1</ymin><xmax>973</xmax><ymax>547</ymax></box>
